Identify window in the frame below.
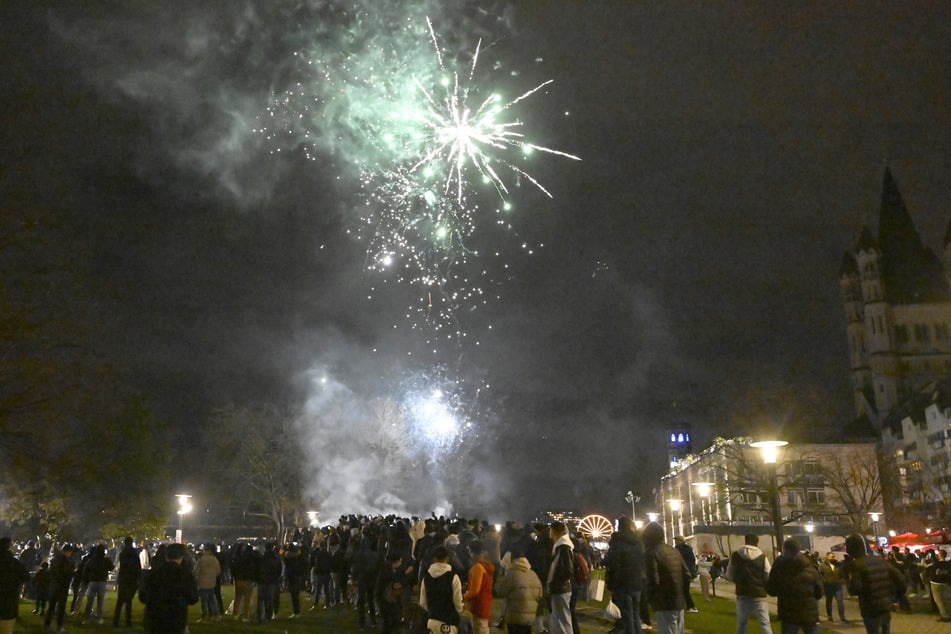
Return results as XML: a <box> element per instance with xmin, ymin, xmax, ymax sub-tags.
<box><xmin>806</xmin><ymin>489</ymin><xmax>825</xmax><ymax>504</ymax></box>
<box><xmin>895</xmin><ymin>325</ymin><xmax>910</xmax><ymax>344</ymax></box>
<box><xmin>935</xmin><ymin>323</ymin><xmax>949</xmax><ymax>341</ymax></box>
<box><xmin>740</xmin><ymin>491</ymin><xmax>766</xmax><ymax>505</ymax></box>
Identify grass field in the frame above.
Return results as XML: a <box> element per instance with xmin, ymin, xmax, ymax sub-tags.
<box><xmin>11</xmin><ymin>585</ymin><xmax>833</xmax><ymax>634</ymax></box>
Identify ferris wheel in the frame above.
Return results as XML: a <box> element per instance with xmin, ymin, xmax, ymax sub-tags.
<box><xmin>577</xmin><ymin>514</ymin><xmax>614</xmax><ymax>541</ymax></box>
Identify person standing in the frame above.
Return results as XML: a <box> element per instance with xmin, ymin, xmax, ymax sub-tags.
<box><xmin>310</xmin><ymin>542</ymin><xmax>334</xmax><ymax>609</ymax></box>
<box><xmin>353</xmin><ymin>534</ymin><xmax>380</xmax><ymax>629</ymax></box>
<box><xmin>44</xmin><ymin>543</ymin><xmax>74</xmax><ymax>633</ymax></box>
<box><xmin>547</xmin><ymin>521</ymin><xmax>575</xmax><ymax>634</ymax></box>
<box><xmin>139</xmin><ymin>542</ymin><xmax>199</xmax><ymax>634</ymax></box>
<box><xmin>766</xmin><ymin>538</ymin><xmax>823</xmax><ymax>634</ymax></box>
<box><xmin>254</xmin><ymin>543</ymin><xmax>282</xmax><ymax>623</ymax></box>
<box><xmin>642</xmin><ymin>522</ymin><xmax>687</xmax><ymax>634</ymax></box>
<box><xmin>82</xmin><ymin>543</ymin><xmax>114</xmax><ymax>624</ymax></box>
<box><xmin>420</xmin><ymin>546</ymin><xmax>464</xmax><ymax>634</ymax></box>
<box><xmin>195</xmin><ymin>544</ymin><xmax>222</xmax><ymax>622</ymax></box>
<box><xmin>230</xmin><ymin>543</ymin><xmax>257</xmax><ymax>622</ymax></box>
<box><xmin>463</xmin><ymin>541</ymin><xmax>495</xmax><ymax>634</ymax></box>
<box><xmin>32</xmin><ymin>561</ymin><xmax>50</xmax><ymax>616</ymax></box>
<box><xmin>0</xmin><ymin>536</ymin><xmax>30</xmax><ymax>634</ymax></box>
<box><xmin>673</xmin><ymin>537</ymin><xmax>698</xmax><ymax>613</ymax></box>
<box><xmin>819</xmin><ymin>553</ymin><xmax>847</xmax><ymax>623</ymax></box>
<box><xmin>493</xmin><ymin>545</ymin><xmax>543</xmax><ymax>634</ymax></box>
<box><xmin>375</xmin><ymin>551</ymin><xmax>407</xmax><ymax>634</ymax></box>
<box><xmin>724</xmin><ymin>534</ymin><xmax>772</xmax><ymax>634</ymax></box>
<box><xmin>843</xmin><ymin>534</ymin><xmax>906</xmax><ymax>634</ymax></box>
<box><xmin>113</xmin><ymin>536</ymin><xmax>142</xmax><ymax>628</ymax></box>
<box><xmin>281</xmin><ymin>544</ymin><xmax>306</xmax><ymax>618</ymax></box>
<box><xmin>604</xmin><ymin>516</ymin><xmax>645</xmax><ymax>634</ymax></box>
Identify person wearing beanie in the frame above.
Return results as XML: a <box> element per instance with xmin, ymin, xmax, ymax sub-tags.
<box><xmin>843</xmin><ymin>534</ymin><xmax>905</xmax><ymax>634</ymax></box>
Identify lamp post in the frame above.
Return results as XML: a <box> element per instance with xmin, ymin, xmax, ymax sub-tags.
<box><xmin>751</xmin><ymin>440</ymin><xmax>787</xmax><ymax>557</ymax></box>
<box><xmin>869</xmin><ymin>512</ymin><xmax>881</xmax><ymax>551</ymax></box>
<box><xmin>668</xmin><ymin>499</ymin><xmax>683</xmax><ymax>541</ymax></box>
<box><xmin>625</xmin><ymin>491</ymin><xmax>641</xmax><ymax>523</ymax></box>
<box><xmin>692</xmin><ymin>482</ymin><xmax>714</xmax><ymax>526</ymax></box>
<box><xmin>175</xmin><ymin>494</ymin><xmax>192</xmax><ymax>544</ymax></box>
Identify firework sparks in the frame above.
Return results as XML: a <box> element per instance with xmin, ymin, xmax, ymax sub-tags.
<box><xmin>257</xmin><ymin>8</ymin><xmax>577</xmax><ymax>335</ymax></box>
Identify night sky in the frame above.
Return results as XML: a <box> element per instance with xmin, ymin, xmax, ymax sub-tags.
<box><xmin>4</xmin><ymin>1</ymin><xmax>950</xmax><ymax>520</ymax></box>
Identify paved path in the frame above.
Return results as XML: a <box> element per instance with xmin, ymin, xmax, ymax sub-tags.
<box><xmin>701</xmin><ymin>583</ymin><xmax>948</xmax><ymax>634</ymax></box>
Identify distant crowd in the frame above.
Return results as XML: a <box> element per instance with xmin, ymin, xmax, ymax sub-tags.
<box><xmin>0</xmin><ymin>514</ymin><xmax>950</xmax><ymax>634</ymax></box>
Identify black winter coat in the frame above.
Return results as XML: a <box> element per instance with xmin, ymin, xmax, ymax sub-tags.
<box><xmin>48</xmin><ymin>552</ymin><xmax>75</xmax><ymax>593</ymax></box>
<box><xmin>139</xmin><ymin>562</ymin><xmax>199</xmax><ymax>634</ymax></box>
<box><xmin>845</xmin><ymin>555</ymin><xmax>906</xmax><ymax>618</ymax></box>
<box><xmin>82</xmin><ymin>551</ymin><xmax>115</xmax><ymax>583</ymax></box>
<box><xmin>0</xmin><ymin>551</ymin><xmax>30</xmax><ymax>620</ymax></box>
<box><xmin>766</xmin><ymin>553</ymin><xmax>822</xmax><ymax>626</ymax></box>
<box><xmin>117</xmin><ymin>546</ymin><xmax>142</xmax><ymax>584</ymax></box>
<box><xmin>642</xmin><ymin>523</ymin><xmax>688</xmax><ymax>612</ymax></box>
<box><xmin>548</xmin><ymin>543</ymin><xmax>574</xmax><ymax>595</ymax></box>
<box><xmin>604</xmin><ymin>530</ymin><xmax>645</xmax><ymax>592</ymax></box>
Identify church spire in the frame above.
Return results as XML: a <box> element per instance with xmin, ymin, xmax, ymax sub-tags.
<box><xmin>878</xmin><ymin>167</ymin><xmax>923</xmax><ymax>254</ymax></box>
<box><xmin>876</xmin><ymin>168</ymin><xmax>947</xmax><ymax>303</ymax></box>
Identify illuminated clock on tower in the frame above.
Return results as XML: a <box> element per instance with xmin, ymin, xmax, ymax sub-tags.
<box><xmin>666</xmin><ymin>424</ymin><xmax>693</xmax><ymax>468</ymax></box>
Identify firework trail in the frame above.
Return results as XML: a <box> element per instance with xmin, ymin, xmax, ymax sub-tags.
<box><xmin>256</xmin><ymin>2</ymin><xmax>578</xmax><ymax>337</ymax></box>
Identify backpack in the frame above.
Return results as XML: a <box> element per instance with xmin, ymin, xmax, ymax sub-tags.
<box><xmin>573</xmin><ymin>552</ymin><xmax>590</xmax><ymax>585</ymax></box>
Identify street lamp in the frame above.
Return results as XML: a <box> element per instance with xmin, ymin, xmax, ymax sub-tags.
<box><xmin>175</xmin><ymin>494</ymin><xmax>192</xmax><ymax>544</ymax></box>
<box><xmin>869</xmin><ymin>512</ymin><xmax>881</xmax><ymax>550</ymax></box>
<box><xmin>750</xmin><ymin>440</ymin><xmax>788</xmax><ymax>557</ymax></box>
<box><xmin>668</xmin><ymin>499</ymin><xmax>683</xmax><ymax>541</ymax></box>
<box><xmin>625</xmin><ymin>491</ymin><xmax>641</xmax><ymax>523</ymax></box>
<box><xmin>692</xmin><ymin>482</ymin><xmax>714</xmax><ymax>526</ymax></box>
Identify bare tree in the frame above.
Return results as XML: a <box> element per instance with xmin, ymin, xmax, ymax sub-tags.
<box><xmin>815</xmin><ymin>445</ymin><xmax>883</xmax><ymax>531</ymax></box>
<box><xmin>206</xmin><ymin>405</ymin><xmax>306</xmax><ymax>539</ymax></box>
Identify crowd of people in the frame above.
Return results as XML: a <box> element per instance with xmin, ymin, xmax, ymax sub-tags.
<box><xmin>0</xmin><ymin>514</ymin><xmax>600</xmax><ymax>634</ymax></box>
<box><xmin>0</xmin><ymin>514</ymin><xmax>950</xmax><ymax>634</ymax></box>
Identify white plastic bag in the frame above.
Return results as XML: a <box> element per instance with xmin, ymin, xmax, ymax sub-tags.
<box><xmin>588</xmin><ymin>577</ymin><xmax>605</xmax><ymax>601</ymax></box>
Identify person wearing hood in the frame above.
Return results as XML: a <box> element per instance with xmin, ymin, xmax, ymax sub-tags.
<box><xmin>641</xmin><ymin>521</ymin><xmax>688</xmax><ymax>634</ymax></box>
<box><xmin>494</xmin><ymin>545</ymin><xmax>543</xmax><ymax>634</ymax></box>
<box><xmin>464</xmin><ymin>540</ymin><xmax>496</xmax><ymax>634</ymax></box>
<box><xmin>765</xmin><ymin>538</ymin><xmax>822</xmax><ymax>634</ymax></box>
<box><xmin>724</xmin><ymin>533</ymin><xmax>772</xmax><ymax>634</ymax></box>
<box><xmin>604</xmin><ymin>516</ymin><xmax>646</xmax><ymax>634</ymax></box>
<box><xmin>843</xmin><ymin>534</ymin><xmax>905</xmax><ymax>634</ymax></box>
<box><xmin>420</xmin><ymin>545</ymin><xmax>464</xmax><ymax>634</ymax></box>
<box><xmin>547</xmin><ymin>521</ymin><xmax>575</xmax><ymax>634</ymax></box>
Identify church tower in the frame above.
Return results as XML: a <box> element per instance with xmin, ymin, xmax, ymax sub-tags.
<box><xmin>840</xmin><ymin>168</ymin><xmax>951</xmax><ymax>427</ymax></box>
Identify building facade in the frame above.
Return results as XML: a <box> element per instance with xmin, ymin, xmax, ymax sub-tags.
<box><xmin>838</xmin><ymin>168</ymin><xmax>951</xmax><ymax>425</ymax></box>
<box><xmin>838</xmin><ymin>168</ymin><xmax>951</xmax><ymax>529</ymax></box>
<box><xmin>880</xmin><ymin>379</ymin><xmax>951</xmax><ymax>527</ymax></box>
<box><xmin>657</xmin><ymin>438</ymin><xmax>881</xmax><ymax>557</ymax></box>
